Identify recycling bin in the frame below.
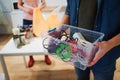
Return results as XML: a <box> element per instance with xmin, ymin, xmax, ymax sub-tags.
<box><xmin>41</xmin><ymin>24</ymin><xmax>104</xmax><ymax>70</ymax></box>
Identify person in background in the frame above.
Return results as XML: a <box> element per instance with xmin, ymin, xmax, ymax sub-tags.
<box><xmin>61</xmin><ymin>0</ymin><xmax>120</xmax><ymax>80</ymax></box>
<box><xmin>18</xmin><ymin>0</ymin><xmax>51</xmax><ymax>67</ymax></box>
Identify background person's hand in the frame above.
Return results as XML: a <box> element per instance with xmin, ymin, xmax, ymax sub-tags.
<box><xmin>40</xmin><ymin>0</ymin><xmax>46</xmax><ymax>10</ymax></box>
<box><xmin>25</xmin><ymin>8</ymin><xmax>33</xmax><ymax>15</ymax></box>
<box><xmin>88</xmin><ymin>41</ymin><xmax>113</xmax><ymax>66</ymax></box>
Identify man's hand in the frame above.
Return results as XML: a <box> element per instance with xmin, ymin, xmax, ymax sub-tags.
<box><xmin>88</xmin><ymin>41</ymin><xmax>113</xmax><ymax>66</ymax></box>
<box><xmin>88</xmin><ymin>33</ymin><xmax>120</xmax><ymax>66</ymax></box>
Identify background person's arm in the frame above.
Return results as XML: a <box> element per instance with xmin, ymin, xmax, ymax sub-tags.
<box><xmin>40</xmin><ymin>0</ymin><xmax>46</xmax><ymax>10</ymax></box>
<box><xmin>89</xmin><ymin>33</ymin><xmax>120</xmax><ymax>66</ymax></box>
<box><xmin>17</xmin><ymin>0</ymin><xmax>33</xmax><ymax>15</ymax></box>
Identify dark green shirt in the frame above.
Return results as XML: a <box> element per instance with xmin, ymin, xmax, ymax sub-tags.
<box><xmin>78</xmin><ymin>0</ymin><xmax>97</xmax><ymax>30</ymax></box>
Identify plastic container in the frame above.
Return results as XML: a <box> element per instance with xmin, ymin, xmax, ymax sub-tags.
<box><xmin>41</xmin><ymin>24</ymin><xmax>104</xmax><ymax>70</ymax></box>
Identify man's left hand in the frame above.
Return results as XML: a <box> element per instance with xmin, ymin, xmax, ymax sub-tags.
<box><xmin>88</xmin><ymin>41</ymin><xmax>113</xmax><ymax>66</ymax></box>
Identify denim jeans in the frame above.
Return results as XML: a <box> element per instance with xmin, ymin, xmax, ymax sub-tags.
<box><xmin>74</xmin><ymin>62</ymin><xmax>116</xmax><ymax>80</ymax></box>
<box><xmin>23</xmin><ymin>19</ymin><xmax>32</xmax><ymax>29</ymax></box>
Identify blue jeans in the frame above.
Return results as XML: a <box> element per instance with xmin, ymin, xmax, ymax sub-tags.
<box><xmin>74</xmin><ymin>62</ymin><xmax>116</xmax><ymax>80</ymax></box>
<box><xmin>23</xmin><ymin>19</ymin><xmax>32</xmax><ymax>29</ymax></box>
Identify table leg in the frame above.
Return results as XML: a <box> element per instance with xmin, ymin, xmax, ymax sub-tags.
<box><xmin>0</xmin><ymin>55</ymin><xmax>10</xmax><ymax>80</ymax></box>
<box><xmin>23</xmin><ymin>56</ymin><xmax>28</xmax><ymax>68</ymax></box>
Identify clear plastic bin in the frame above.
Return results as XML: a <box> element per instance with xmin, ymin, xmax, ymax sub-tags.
<box><xmin>41</xmin><ymin>24</ymin><xmax>104</xmax><ymax>70</ymax></box>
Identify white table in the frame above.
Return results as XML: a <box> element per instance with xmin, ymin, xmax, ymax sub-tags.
<box><xmin>0</xmin><ymin>73</ymin><xmax>4</xmax><ymax>80</ymax></box>
<box><xmin>0</xmin><ymin>37</ymin><xmax>46</xmax><ymax>80</ymax></box>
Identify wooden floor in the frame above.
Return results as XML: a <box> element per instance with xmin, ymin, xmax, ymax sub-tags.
<box><xmin>0</xmin><ymin>34</ymin><xmax>120</xmax><ymax>80</ymax></box>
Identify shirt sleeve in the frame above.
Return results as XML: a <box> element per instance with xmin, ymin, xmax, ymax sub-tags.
<box><xmin>65</xmin><ymin>0</ymin><xmax>70</xmax><ymax>15</ymax></box>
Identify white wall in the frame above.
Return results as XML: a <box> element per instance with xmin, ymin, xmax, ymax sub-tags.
<box><xmin>0</xmin><ymin>0</ymin><xmax>13</xmax><ymax>34</ymax></box>
<box><xmin>46</xmin><ymin>0</ymin><xmax>67</xmax><ymax>6</ymax></box>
